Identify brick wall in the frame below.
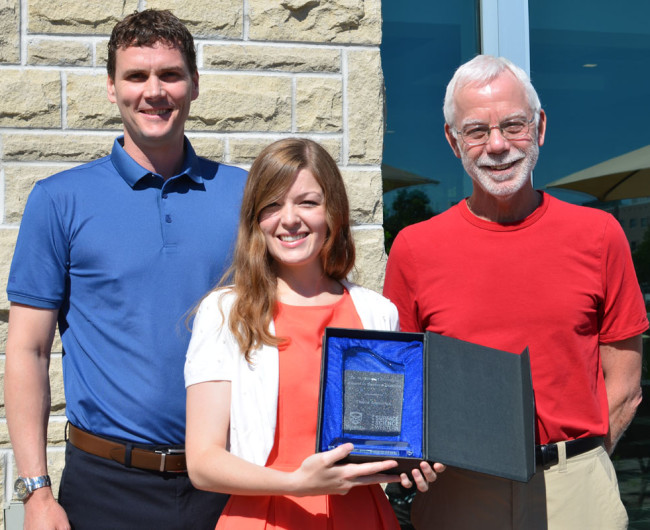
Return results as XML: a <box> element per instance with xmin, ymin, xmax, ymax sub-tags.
<box><xmin>0</xmin><ymin>0</ymin><xmax>387</xmax><ymax>519</ymax></box>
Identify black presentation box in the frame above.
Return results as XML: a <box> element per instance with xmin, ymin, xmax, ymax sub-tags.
<box><xmin>316</xmin><ymin>327</ymin><xmax>536</xmax><ymax>482</ymax></box>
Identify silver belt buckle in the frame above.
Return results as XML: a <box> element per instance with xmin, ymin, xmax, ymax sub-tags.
<box><xmin>155</xmin><ymin>448</ymin><xmax>185</xmax><ymax>472</ymax></box>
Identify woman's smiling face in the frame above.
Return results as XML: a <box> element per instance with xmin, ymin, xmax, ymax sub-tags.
<box><xmin>258</xmin><ymin>168</ymin><xmax>328</xmax><ymax>276</ymax></box>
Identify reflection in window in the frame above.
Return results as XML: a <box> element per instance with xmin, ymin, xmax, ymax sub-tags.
<box><xmin>529</xmin><ymin>0</ymin><xmax>650</xmax><ymax>206</ymax></box>
<box><xmin>381</xmin><ymin>1</ymin><xmax>479</xmax><ymax>217</ymax></box>
<box><xmin>529</xmin><ymin>2</ymin><xmax>650</xmax><ymax>524</ymax></box>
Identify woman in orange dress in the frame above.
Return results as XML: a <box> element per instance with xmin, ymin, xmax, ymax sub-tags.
<box><xmin>184</xmin><ymin>138</ymin><xmax>444</xmax><ymax>529</ymax></box>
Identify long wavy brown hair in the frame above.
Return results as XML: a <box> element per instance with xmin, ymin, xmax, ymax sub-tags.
<box><xmin>218</xmin><ymin>138</ymin><xmax>355</xmax><ymax>360</ymax></box>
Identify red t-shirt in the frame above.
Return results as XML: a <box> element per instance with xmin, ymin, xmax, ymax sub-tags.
<box><xmin>384</xmin><ymin>192</ymin><xmax>648</xmax><ymax>445</ymax></box>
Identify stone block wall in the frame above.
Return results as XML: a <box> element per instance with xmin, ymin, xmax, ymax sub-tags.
<box><xmin>0</xmin><ymin>0</ymin><xmax>387</xmax><ymax>520</ymax></box>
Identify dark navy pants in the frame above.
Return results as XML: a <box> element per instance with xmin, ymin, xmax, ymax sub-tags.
<box><xmin>59</xmin><ymin>441</ymin><xmax>228</xmax><ymax>529</ymax></box>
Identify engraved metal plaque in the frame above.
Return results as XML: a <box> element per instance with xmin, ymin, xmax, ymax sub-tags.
<box><xmin>343</xmin><ymin>370</ymin><xmax>404</xmax><ymax>435</ymax></box>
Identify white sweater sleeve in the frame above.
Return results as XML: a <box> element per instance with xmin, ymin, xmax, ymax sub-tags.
<box><xmin>184</xmin><ymin>290</ymin><xmax>237</xmax><ymax>387</ymax></box>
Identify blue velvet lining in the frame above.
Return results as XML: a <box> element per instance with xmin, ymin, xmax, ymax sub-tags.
<box><xmin>320</xmin><ymin>336</ymin><xmax>423</xmax><ymax>459</ymax></box>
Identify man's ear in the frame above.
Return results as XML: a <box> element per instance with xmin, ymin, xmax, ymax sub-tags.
<box><xmin>445</xmin><ymin>123</ymin><xmax>462</xmax><ymax>159</ymax></box>
<box><xmin>191</xmin><ymin>71</ymin><xmax>199</xmax><ymax>101</ymax></box>
<box><xmin>536</xmin><ymin>109</ymin><xmax>547</xmax><ymax>147</ymax></box>
<box><xmin>107</xmin><ymin>76</ymin><xmax>116</xmax><ymax>104</ymax></box>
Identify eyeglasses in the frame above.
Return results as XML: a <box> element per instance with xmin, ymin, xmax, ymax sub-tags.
<box><xmin>455</xmin><ymin>116</ymin><xmax>535</xmax><ymax>146</ymax></box>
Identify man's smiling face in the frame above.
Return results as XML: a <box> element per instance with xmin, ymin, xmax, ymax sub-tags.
<box><xmin>446</xmin><ymin>70</ymin><xmax>545</xmax><ymax>199</ymax></box>
<box><xmin>107</xmin><ymin>42</ymin><xmax>199</xmax><ymax>157</ymax></box>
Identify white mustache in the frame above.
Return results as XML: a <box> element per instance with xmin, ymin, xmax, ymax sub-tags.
<box><xmin>476</xmin><ymin>153</ymin><xmax>525</xmax><ymax>168</ymax></box>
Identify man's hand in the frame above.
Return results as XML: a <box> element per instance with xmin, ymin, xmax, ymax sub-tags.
<box><xmin>23</xmin><ymin>488</ymin><xmax>70</xmax><ymax>530</ymax></box>
<box><xmin>399</xmin><ymin>461</ymin><xmax>446</xmax><ymax>492</ymax></box>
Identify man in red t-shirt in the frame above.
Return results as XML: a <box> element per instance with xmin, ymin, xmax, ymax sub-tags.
<box><xmin>384</xmin><ymin>55</ymin><xmax>648</xmax><ymax>530</ymax></box>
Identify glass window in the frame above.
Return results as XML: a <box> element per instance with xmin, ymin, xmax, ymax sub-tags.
<box><xmin>381</xmin><ymin>1</ymin><xmax>480</xmax><ymax>224</ymax></box>
<box><xmin>529</xmin><ymin>1</ymin><xmax>650</xmax><ymax>523</ymax></box>
<box><xmin>382</xmin><ymin>0</ymin><xmax>649</xmax><ymax>523</ymax></box>
<box><xmin>529</xmin><ymin>0</ymin><xmax>650</xmax><ymax>205</ymax></box>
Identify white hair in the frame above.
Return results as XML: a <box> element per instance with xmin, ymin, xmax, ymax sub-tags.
<box><xmin>443</xmin><ymin>55</ymin><xmax>542</xmax><ymax>129</ymax></box>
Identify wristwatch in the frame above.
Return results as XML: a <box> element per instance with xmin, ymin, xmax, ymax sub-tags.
<box><xmin>14</xmin><ymin>475</ymin><xmax>51</xmax><ymax>500</ymax></box>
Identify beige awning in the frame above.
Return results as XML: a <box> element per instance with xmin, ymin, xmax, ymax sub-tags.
<box><xmin>381</xmin><ymin>164</ymin><xmax>439</xmax><ymax>193</ymax></box>
<box><xmin>546</xmin><ymin>145</ymin><xmax>650</xmax><ymax>201</ymax></box>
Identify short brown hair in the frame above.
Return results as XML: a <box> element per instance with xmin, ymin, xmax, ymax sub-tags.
<box><xmin>107</xmin><ymin>9</ymin><xmax>197</xmax><ymax>79</ymax></box>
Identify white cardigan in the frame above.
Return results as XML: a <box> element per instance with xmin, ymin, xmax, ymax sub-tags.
<box><xmin>184</xmin><ymin>280</ymin><xmax>399</xmax><ymax>466</ymax></box>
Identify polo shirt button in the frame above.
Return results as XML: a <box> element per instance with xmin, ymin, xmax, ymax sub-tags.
<box><xmin>162</xmin><ymin>193</ymin><xmax>168</xmax><ymax>199</ymax></box>
<box><xmin>165</xmin><ymin>215</ymin><xmax>172</xmax><ymax>223</ymax></box>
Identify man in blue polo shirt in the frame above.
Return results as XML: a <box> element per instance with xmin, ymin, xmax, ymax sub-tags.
<box><xmin>4</xmin><ymin>9</ymin><xmax>247</xmax><ymax>529</ymax></box>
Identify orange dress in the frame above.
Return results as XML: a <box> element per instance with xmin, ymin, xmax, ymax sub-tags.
<box><xmin>215</xmin><ymin>291</ymin><xmax>400</xmax><ymax>530</ymax></box>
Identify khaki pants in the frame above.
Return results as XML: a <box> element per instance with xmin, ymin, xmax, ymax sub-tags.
<box><xmin>411</xmin><ymin>444</ymin><xmax>627</xmax><ymax>530</ymax></box>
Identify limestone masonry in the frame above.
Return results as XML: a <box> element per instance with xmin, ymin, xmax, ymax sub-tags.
<box><xmin>0</xmin><ymin>0</ymin><xmax>388</xmax><ymax>519</ymax></box>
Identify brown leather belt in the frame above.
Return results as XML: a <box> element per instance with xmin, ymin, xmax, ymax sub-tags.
<box><xmin>67</xmin><ymin>424</ymin><xmax>187</xmax><ymax>473</ymax></box>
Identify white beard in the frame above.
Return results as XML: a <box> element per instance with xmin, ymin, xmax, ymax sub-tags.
<box><xmin>460</xmin><ymin>141</ymin><xmax>539</xmax><ymax>198</ymax></box>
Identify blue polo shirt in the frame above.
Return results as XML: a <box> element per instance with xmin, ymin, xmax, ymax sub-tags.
<box><xmin>7</xmin><ymin>137</ymin><xmax>247</xmax><ymax>444</ymax></box>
